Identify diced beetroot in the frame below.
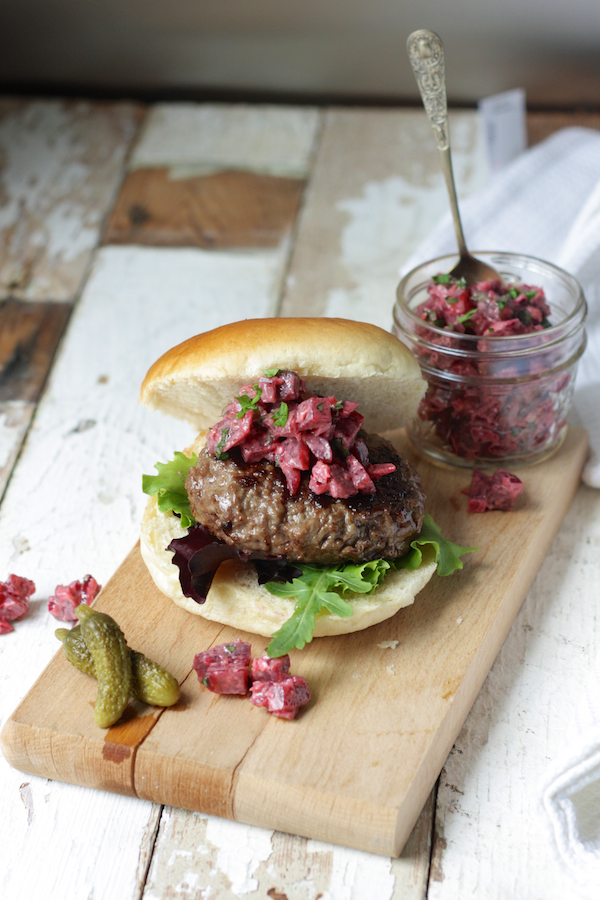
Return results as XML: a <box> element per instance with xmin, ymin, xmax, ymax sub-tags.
<box><xmin>346</xmin><ymin>454</ymin><xmax>375</xmax><ymax>493</ymax></box>
<box><xmin>193</xmin><ymin>639</ymin><xmax>251</xmax><ymax>695</ymax></box>
<box><xmin>367</xmin><ymin>463</ymin><xmax>397</xmax><ymax>480</ymax></box>
<box><xmin>223</xmin><ymin>410</ymin><xmax>254</xmax><ymax>452</ymax></box>
<box><xmin>304</xmin><ymin>434</ymin><xmax>333</xmax><ymax>462</ymax></box>
<box><xmin>47</xmin><ymin>574</ymin><xmax>101</xmax><ymax>623</ymax></box>
<box><xmin>251</xmin><ymin>654</ymin><xmax>291</xmax><ymax>683</ymax></box>
<box><xmin>337</xmin><ymin>400</ymin><xmax>360</xmax><ymax>417</ymax></box>
<box><xmin>328</xmin><ymin>463</ymin><xmax>357</xmax><ymax>499</ymax></box>
<box><xmin>0</xmin><ymin>574</ymin><xmax>36</xmax><ymax>632</ymax></box>
<box><xmin>202</xmin><ymin>666</ymin><xmax>250</xmax><ymax>695</ymax></box>
<box><xmin>278</xmin><ymin>371</ymin><xmax>303</xmax><ymax>401</ymax></box>
<box><xmin>278</xmin><ymin>459</ymin><xmax>302</xmax><ymax>496</ymax></box>
<box><xmin>277</xmin><ymin>438</ymin><xmax>310</xmax><ymax>471</ymax></box>
<box><xmin>193</xmin><ymin>639</ymin><xmax>251</xmax><ymax>677</ymax></box>
<box><xmin>205</xmin><ymin>369</ymin><xmax>399</xmax><ymax>500</ymax></box>
<box><xmin>249</xmin><ymin>675</ymin><xmax>310</xmax><ymax>719</ymax></box>
<box><xmin>295</xmin><ymin>397</ymin><xmax>332</xmax><ymax>433</ymax></box>
<box><xmin>265</xmin><ymin>405</ymin><xmax>299</xmax><ymax>439</ymax></box>
<box><xmin>257</xmin><ymin>375</ymin><xmax>282</xmax><ymax>404</ymax></box>
<box><xmin>462</xmin><ymin>468</ymin><xmax>524</xmax><ymax>512</ymax></box>
<box><xmin>351</xmin><ymin>437</ymin><xmax>370</xmax><ymax>467</ymax></box>
<box><xmin>241</xmin><ymin>430</ymin><xmax>276</xmax><ymax>464</ymax></box>
<box><xmin>308</xmin><ymin>460</ymin><xmax>331</xmax><ymax>494</ymax></box>
<box><xmin>333</xmin><ymin>411</ymin><xmax>364</xmax><ymax>448</ymax></box>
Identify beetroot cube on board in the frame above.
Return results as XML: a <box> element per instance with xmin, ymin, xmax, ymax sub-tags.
<box><xmin>193</xmin><ymin>639</ymin><xmax>251</xmax><ymax>695</ymax></box>
<box><xmin>250</xmin><ymin>675</ymin><xmax>310</xmax><ymax>719</ymax></box>
<box><xmin>251</xmin><ymin>654</ymin><xmax>291</xmax><ymax>683</ymax></box>
<box><xmin>463</xmin><ymin>468</ymin><xmax>524</xmax><ymax>512</ymax></box>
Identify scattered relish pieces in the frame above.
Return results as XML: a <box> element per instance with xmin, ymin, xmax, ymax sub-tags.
<box><xmin>0</xmin><ymin>574</ymin><xmax>35</xmax><ymax>634</ymax></box>
<box><xmin>462</xmin><ymin>468</ymin><xmax>524</xmax><ymax>513</ymax></box>
<box><xmin>193</xmin><ymin>639</ymin><xmax>251</xmax><ymax>695</ymax></box>
<box><xmin>193</xmin><ymin>642</ymin><xmax>310</xmax><ymax>719</ymax></box>
<box><xmin>205</xmin><ymin>370</ymin><xmax>395</xmax><ymax>499</ymax></box>
<box><xmin>419</xmin><ymin>275</ymin><xmax>551</xmax><ymax>336</ymax></box>
<box><xmin>47</xmin><ymin>574</ymin><xmax>102</xmax><ymax>623</ymax></box>
<box><xmin>250</xmin><ymin>676</ymin><xmax>311</xmax><ymax>720</ymax></box>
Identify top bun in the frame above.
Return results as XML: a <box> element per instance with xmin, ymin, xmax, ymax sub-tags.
<box><xmin>140</xmin><ymin>318</ymin><xmax>425</xmax><ymax>433</ymax></box>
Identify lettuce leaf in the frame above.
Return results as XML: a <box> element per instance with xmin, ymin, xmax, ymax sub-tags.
<box><xmin>142</xmin><ymin>452</ymin><xmax>198</xmax><ymax>529</ymax></box>
<box><xmin>265</xmin><ymin>516</ymin><xmax>476</xmax><ymax>657</ymax></box>
<box><xmin>394</xmin><ymin>514</ymin><xmax>477</xmax><ymax>577</ymax></box>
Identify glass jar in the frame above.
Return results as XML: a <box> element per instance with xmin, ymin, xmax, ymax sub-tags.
<box><xmin>393</xmin><ymin>252</ymin><xmax>587</xmax><ymax>468</ymax></box>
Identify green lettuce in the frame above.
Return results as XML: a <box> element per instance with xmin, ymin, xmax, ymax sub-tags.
<box><xmin>265</xmin><ymin>515</ymin><xmax>476</xmax><ymax>657</ymax></box>
<box><xmin>142</xmin><ymin>451</ymin><xmax>198</xmax><ymax>529</ymax></box>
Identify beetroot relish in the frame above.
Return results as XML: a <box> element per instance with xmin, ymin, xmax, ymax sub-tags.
<box><xmin>413</xmin><ymin>275</ymin><xmax>566</xmax><ymax>460</ymax></box>
<box><xmin>417</xmin><ymin>275</ymin><xmax>551</xmax><ymax>336</ymax></box>
<box><xmin>206</xmin><ymin>372</ymin><xmax>394</xmax><ymax>498</ymax></box>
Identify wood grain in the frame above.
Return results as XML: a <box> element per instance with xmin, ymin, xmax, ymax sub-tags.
<box><xmin>278</xmin><ymin>109</ymin><xmax>489</xmax><ymax>328</ymax></box>
<box><xmin>0</xmin><ymin>299</ymin><xmax>71</xmax><ymax>403</ymax></box>
<box><xmin>1</xmin><ymin>427</ymin><xmax>588</xmax><ymax>858</ymax></box>
<box><xmin>103</xmin><ymin>168</ymin><xmax>306</xmax><ymax>249</ymax></box>
<box><xmin>0</xmin><ymin>99</ymin><xmax>141</xmax><ymax>301</ymax></box>
<box><xmin>527</xmin><ymin>111</ymin><xmax>600</xmax><ymax>147</ymax></box>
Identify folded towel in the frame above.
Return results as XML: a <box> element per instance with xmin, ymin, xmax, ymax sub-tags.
<box><xmin>400</xmin><ymin>126</ymin><xmax>600</xmax><ymax>487</ymax></box>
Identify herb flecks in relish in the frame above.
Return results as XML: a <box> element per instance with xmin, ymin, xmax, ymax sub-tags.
<box><xmin>418</xmin><ymin>274</ymin><xmax>551</xmax><ymax>337</ymax></box>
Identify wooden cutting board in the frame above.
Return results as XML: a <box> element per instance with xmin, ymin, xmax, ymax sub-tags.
<box><xmin>1</xmin><ymin>427</ymin><xmax>588</xmax><ymax>857</ymax></box>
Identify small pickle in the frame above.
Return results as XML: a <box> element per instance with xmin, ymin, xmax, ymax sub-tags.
<box><xmin>130</xmin><ymin>651</ymin><xmax>180</xmax><ymax>707</ymax></box>
<box><xmin>56</xmin><ymin>622</ymin><xmax>180</xmax><ymax>708</ymax></box>
<box><xmin>76</xmin><ymin>604</ymin><xmax>132</xmax><ymax>728</ymax></box>
<box><xmin>55</xmin><ymin>625</ymin><xmax>96</xmax><ymax>677</ymax></box>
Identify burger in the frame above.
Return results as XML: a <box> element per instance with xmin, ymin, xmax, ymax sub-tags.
<box><xmin>139</xmin><ymin>318</ymin><xmax>471</xmax><ymax>656</ymax></box>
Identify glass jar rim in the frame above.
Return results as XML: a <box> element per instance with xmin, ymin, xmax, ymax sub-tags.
<box><xmin>396</xmin><ymin>250</ymin><xmax>587</xmax><ymax>346</ymax></box>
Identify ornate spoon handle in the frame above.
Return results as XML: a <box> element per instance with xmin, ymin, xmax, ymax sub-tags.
<box><xmin>407</xmin><ymin>29</ymin><xmax>467</xmax><ymax>257</ymax></box>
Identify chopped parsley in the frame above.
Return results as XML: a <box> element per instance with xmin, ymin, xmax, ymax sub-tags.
<box><xmin>235</xmin><ymin>386</ymin><xmax>262</xmax><ymax>418</ymax></box>
<box><xmin>272</xmin><ymin>402</ymin><xmax>289</xmax><ymax>427</ymax></box>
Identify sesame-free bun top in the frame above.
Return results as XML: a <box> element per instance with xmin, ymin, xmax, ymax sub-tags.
<box><xmin>140</xmin><ymin>318</ymin><xmax>425</xmax><ymax>433</ymax></box>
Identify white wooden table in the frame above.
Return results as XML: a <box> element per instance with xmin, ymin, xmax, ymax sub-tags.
<box><xmin>0</xmin><ymin>98</ymin><xmax>599</xmax><ymax>900</ymax></box>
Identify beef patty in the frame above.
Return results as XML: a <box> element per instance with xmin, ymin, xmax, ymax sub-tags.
<box><xmin>185</xmin><ymin>432</ymin><xmax>425</xmax><ymax>564</ymax></box>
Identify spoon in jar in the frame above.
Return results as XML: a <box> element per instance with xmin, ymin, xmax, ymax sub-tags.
<box><xmin>407</xmin><ymin>29</ymin><xmax>503</xmax><ymax>286</ymax></box>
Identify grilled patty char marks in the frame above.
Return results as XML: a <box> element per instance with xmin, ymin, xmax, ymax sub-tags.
<box><xmin>185</xmin><ymin>433</ymin><xmax>425</xmax><ymax>564</ymax></box>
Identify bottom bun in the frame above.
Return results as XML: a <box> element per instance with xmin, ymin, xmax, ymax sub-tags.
<box><xmin>140</xmin><ymin>494</ymin><xmax>437</xmax><ymax>638</ymax></box>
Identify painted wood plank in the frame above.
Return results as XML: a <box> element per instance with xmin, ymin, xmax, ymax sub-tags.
<box><xmin>1</xmin><ymin>428</ymin><xmax>588</xmax><ymax>856</ymax></box>
<box><xmin>130</xmin><ymin>103</ymin><xmax>321</xmax><ymax>178</ymax></box>
<box><xmin>142</xmin><ymin>790</ymin><xmax>434</xmax><ymax>900</ymax></box>
<box><xmin>0</xmin><ymin>244</ymin><xmax>283</xmax><ymax>900</ymax></box>
<box><xmin>0</xmin><ymin>298</ymin><xmax>71</xmax><ymax>501</ymax></box>
<box><xmin>428</xmin><ymin>483</ymin><xmax>600</xmax><ymax>900</ymax></box>
<box><xmin>278</xmin><ymin>109</ymin><xmax>490</xmax><ymax>327</ymax></box>
<box><xmin>0</xmin><ymin>98</ymin><xmax>141</xmax><ymax>301</ymax></box>
<box><xmin>0</xmin><ymin>299</ymin><xmax>72</xmax><ymax>403</ymax></box>
<box><xmin>103</xmin><ymin>167</ymin><xmax>306</xmax><ymax>249</ymax></box>
<box><xmin>0</xmin><ymin>401</ymin><xmax>32</xmax><ymax>504</ymax></box>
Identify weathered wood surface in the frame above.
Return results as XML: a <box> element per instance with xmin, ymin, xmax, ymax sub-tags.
<box><xmin>0</xmin><ymin>101</ymin><xmax>598</xmax><ymax>900</ymax></box>
<box><xmin>1</xmin><ymin>428</ymin><xmax>589</xmax><ymax>856</ymax></box>
<box><xmin>279</xmin><ymin>108</ymin><xmax>490</xmax><ymax>327</ymax></box>
<box><xmin>129</xmin><ymin>103</ymin><xmax>321</xmax><ymax>178</ymax></box>
<box><xmin>0</xmin><ymin>99</ymin><xmax>142</xmax><ymax>301</ymax></box>
<box><xmin>104</xmin><ymin>168</ymin><xmax>306</xmax><ymax>249</ymax></box>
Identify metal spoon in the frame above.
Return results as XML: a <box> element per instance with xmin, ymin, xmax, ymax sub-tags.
<box><xmin>407</xmin><ymin>29</ymin><xmax>503</xmax><ymax>285</ymax></box>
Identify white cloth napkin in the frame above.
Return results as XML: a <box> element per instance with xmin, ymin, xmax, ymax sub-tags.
<box><xmin>400</xmin><ymin>126</ymin><xmax>600</xmax><ymax>488</ymax></box>
<box><xmin>401</xmin><ymin>126</ymin><xmax>600</xmax><ymax>890</ymax></box>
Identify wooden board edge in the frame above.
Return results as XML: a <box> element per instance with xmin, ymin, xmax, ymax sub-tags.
<box><xmin>0</xmin><ymin>717</ymin><xmax>137</xmax><ymax>797</ymax></box>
